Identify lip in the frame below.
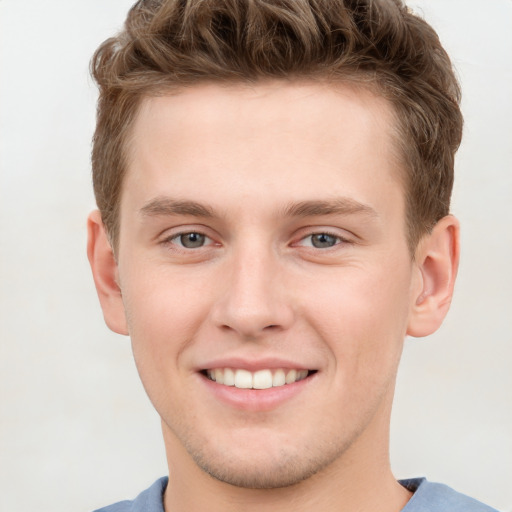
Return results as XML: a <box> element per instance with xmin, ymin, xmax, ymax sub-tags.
<box><xmin>197</xmin><ymin>356</ymin><xmax>313</xmax><ymax>373</ymax></box>
<box><xmin>196</xmin><ymin>357</ymin><xmax>318</xmax><ymax>412</ymax></box>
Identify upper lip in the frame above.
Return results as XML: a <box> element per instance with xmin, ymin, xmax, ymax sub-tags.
<box><xmin>197</xmin><ymin>357</ymin><xmax>315</xmax><ymax>372</ymax></box>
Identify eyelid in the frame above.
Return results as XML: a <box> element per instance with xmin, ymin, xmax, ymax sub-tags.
<box><xmin>298</xmin><ymin>233</ymin><xmax>346</xmax><ymax>248</ymax></box>
<box><xmin>158</xmin><ymin>225</ymin><xmax>219</xmax><ymax>248</ymax></box>
<box><xmin>172</xmin><ymin>232</ymin><xmax>213</xmax><ymax>247</ymax></box>
<box><xmin>292</xmin><ymin>227</ymin><xmax>354</xmax><ymax>247</ymax></box>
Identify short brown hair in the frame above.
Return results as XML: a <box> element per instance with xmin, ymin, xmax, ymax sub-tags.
<box><xmin>91</xmin><ymin>0</ymin><xmax>463</xmax><ymax>252</ymax></box>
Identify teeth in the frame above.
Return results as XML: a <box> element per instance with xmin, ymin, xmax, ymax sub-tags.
<box><xmin>224</xmin><ymin>368</ymin><xmax>235</xmax><ymax>386</ymax></box>
<box><xmin>297</xmin><ymin>369</ymin><xmax>308</xmax><ymax>381</ymax></box>
<box><xmin>272</xmin><ymin>369</ymin><xmax>286</xmax><ymax>387</ymax></box>
<box><xmin>205</xmin><ymin>368</ymin><xmax>311</xmax><ymax>389</ymax></box>
<box><xmin>234</xmin><ymin>369</ymin><xmax>252</xmax><ymax>389</ymax></box>
<box><xmin>285</xmin><ymin>369</ymin><xmax>297</xmax><ymax>384</ymax></box>
<box><xmin>214</xmin><ymin>368</ymin><xmax>224</xmax><ymax>384</ymax></box>
<box><xmin>253</xmin><ymin>369</ymin><xmax>273</xmax><ymax>389</ymax></box>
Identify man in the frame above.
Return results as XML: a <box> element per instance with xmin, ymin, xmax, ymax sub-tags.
<box><xmin>86</xmin><ymin>0</ymin><xmax>498</xmax><ymax>510</ymax></box>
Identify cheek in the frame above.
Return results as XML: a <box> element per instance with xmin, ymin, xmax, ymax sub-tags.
<box><xmin>121</xmin><ymin>274</ymin><xmax>213</xmax><ymax>418</ymax></box>
<box><xmin>303</xmin><ymin>264</ymin><xmax>412</xmax><ymax>376</ymax></box>
<box><xmin>121</xmin><ymin>266</ymin><xmax>213</xmax><ymax>376</ymax></box>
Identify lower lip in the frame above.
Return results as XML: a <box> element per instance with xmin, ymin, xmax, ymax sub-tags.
<box><xmin>199</xmin><ymin>373</ymin><xmax>315</xmax><ymax>412</ymax></box>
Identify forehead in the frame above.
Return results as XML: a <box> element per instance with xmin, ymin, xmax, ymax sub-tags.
<box><xmin>132</xmin><ymin>80</ymin><xmax>398</xmax><ymax>151</ymax></box>
<box><xmin>123</xmin><ymin>81</ymin><xmax>404</xmax><ymax>217</ymax></box>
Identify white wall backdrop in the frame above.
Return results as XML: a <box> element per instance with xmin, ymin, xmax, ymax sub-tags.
<box><xmin>0</xmin><ymin>1</ymin><xmax>511</xmax><ymax>511</ymax></box>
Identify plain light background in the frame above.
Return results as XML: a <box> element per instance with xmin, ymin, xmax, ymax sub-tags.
<box><xmin>0</xmin><ymin>1</ymin><xmax>511</xmax><ymax>511</ymax></box>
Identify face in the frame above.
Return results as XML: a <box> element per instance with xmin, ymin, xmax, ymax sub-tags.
<box><xmin>113</xmin><ymin>82</ymin><xmax>421</xmax><ymax>488</ymax></box>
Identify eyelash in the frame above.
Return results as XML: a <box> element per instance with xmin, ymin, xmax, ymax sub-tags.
<box><xmin>160</xmin><ymin>230</ymin><xmax>351</xmax><ymax>251</ymax></box>
<box><xmin>162</xmin><ymin>231</ymin><xmax>215</xmax><ymax>250</ymax></box>
<box><xmin>297</xmin><ymin>231</ymin><xmax>349</xmax><ymax>249</ymax></box>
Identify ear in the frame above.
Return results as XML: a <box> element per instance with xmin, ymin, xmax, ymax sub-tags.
<box><xmin>407</xmin><ymin>215</ymin><xmax>460</xmax><ymax>338</ymax></box>
<box><xmin>87</xmin><ymin>210</ymin><xmax>129</xmax><ymax>335</ymax></box>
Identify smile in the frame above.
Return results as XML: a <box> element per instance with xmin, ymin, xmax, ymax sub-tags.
<box><xmin>204</xmin><ymin>368</ymin><xmax>314</xmax><ymax>389</ymax></box>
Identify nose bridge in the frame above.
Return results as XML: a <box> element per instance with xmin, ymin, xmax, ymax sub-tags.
<box><xmin>213</xmin><ymin>239</ymin><xmax>293</xmax><ymax>338</ymax></box>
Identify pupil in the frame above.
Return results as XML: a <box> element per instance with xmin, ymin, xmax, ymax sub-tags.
<box><xmin>312</xmin><ymin>233</ymin><xmax>336</xmax><ymax>248</ymax></box>
<box><xmin>181</xmin><ymin>232</ymin><xmax>205</xmax><ymax>248</ymax></box>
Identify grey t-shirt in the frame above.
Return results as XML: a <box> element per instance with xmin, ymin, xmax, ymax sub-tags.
<box><xmin>93</xmin><ymin>476</ymin><xmax>499</xmax><ymax>512</ymax></box>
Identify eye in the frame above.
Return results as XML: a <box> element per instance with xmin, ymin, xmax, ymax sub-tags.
<box><xmin>301</xmin><ymin>232</ymin><xmax>344</xmax><ymax>249</ymax></box>
<box><xmin>170</xmin><ymin>232</ymin><xmax>211</xmax><ymax>249</ymax></box>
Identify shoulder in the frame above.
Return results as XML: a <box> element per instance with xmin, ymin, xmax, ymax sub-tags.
<box><xmin>92</xmin><ymin>477</ymin><xmax>168</xmax><ymax>512</ymax></box>
<box><xmin>400</xmin><ymin>478</ymin><xmax>500</xmax><ymax>512</ymax></box>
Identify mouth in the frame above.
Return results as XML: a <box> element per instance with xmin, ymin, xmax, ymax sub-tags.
<box><xmin>202</xmin><ymin>368</ymin><xmax>317</xmax><ymax>390</ymax></box>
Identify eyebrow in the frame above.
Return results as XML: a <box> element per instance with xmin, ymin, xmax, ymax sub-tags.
<box><xmin>282</xmin><ymin>198</ymin><xmax>378</xmax><ymax>218</ymax></box>
<box><xmin>140</xmin><ymin>197</ymin><xmax>214</xmax><ymax>218</ymax></box>
<box><xmin>139</xmin><ymin>196</ymin><xmax>378</xmax><ymax>220</ymax></box>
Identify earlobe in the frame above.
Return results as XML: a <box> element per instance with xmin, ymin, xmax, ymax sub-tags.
<box><xmin>407</xmin><ymin>215</ymin><xmax>460</xmax><ymax>338</ymax></box>
<box><xmin>87</xmin><ymin>210</ymin><xmax>129</xmax><ymax>335</ymax></box>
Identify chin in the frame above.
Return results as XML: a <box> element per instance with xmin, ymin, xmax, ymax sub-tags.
<box><xmin>184</xmin><ymin>435</ymin><xmax>345</xmax><ymax>489</ymax></box>
<box><xmin>196</xmin><ymin>456</ymin><xmax>325</xmax><ymax>489</ymax></box>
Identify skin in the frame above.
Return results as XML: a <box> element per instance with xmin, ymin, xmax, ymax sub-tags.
<box><xmin>88</xmin><ymin>81</ymin><xmax>459</xmax><ymax>512</ymax></box>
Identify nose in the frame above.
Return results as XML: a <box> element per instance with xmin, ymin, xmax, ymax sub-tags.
<box><xmin>210</xmin><ymin>245</ymin><xmax>294</xmax><ymax>339</ymax></box>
